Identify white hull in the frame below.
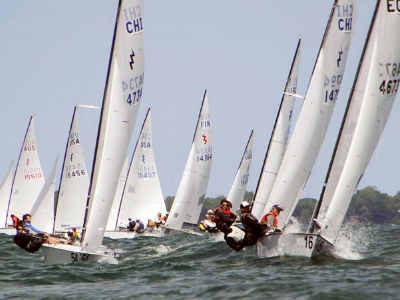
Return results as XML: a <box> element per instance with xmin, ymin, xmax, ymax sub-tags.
<box><xmin>41</xmin><ymin>243</ymin><xmax>113</xmax><ymax>264</ymax></box>
<box><xmin>210</xmin><ymin>231</ymin><xmax>224</xmax><ymax>242</ymax></box>
<box><xmin>257</xmin><ymin>232</ymin><xmax>333</xmax><ymax>259</ymax></box>
<box><xmin>0</xmin><ymin>227</ymin><xmax>16</xmax><ymax>235</ymax></box>
<box><xmin>104</xmin><ymin>227</ymin><xmax>165</xmax><ymax>239</ymax></box>
<box><xmin>164</xmin><ymin>227</ymin><xmax>203</xmax><ymax>236</ymax></box>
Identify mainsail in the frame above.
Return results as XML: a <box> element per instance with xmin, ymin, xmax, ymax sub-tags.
<box><xmin>114</xmin><ymin>108</ymin><xmax>166</xmax><ymax>229</ymax></box>
<box><xmin>315</xmin><ymin>0</ymin><xmax>400</xmax><ymax>243</ymax></box>
<box><xmin>82</xmin><ymin>0</ymin><xmax>145</xmax><ymax>253</ymax></box>
<box><xmin>0</xmin><ymin>161</ymin><xmax>13</xmax><ymax>227</ymax></box>
<box><xmin>166</xmin><ymin>91</ymin><xmax>212</xmax><ymax>230</ymax></box>
<box><xmin>251</xmin><ymin>39</ymin><xmax>301</xmax><ymax>220</ymax></box>
<box><xmin>226</xmin><ymin>131</ymin><xmax>254</xmax><ymax>212</ymax></box>
<box><xmin>264</xmin><ymin>0</ymin><xmax>355</xmax><ymax>228</ymax></box>
<box><xmin>5</xmin><ymin>116</ymin><xmax>45</xmax><ymax>226</ymax></box>
<box><xmin>54</xmin><ymin>106</ymin><xmax>90</xmax><ymax>233</ymax></box>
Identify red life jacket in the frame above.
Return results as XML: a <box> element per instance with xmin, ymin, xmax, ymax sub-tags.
<box><xmin>213</xmin><ymin>207</ymin><xmax>231</xmax><ymax>223</ymax></box>
<box><xmin>260</xmin><ymin>212</ymin><xmax>277</xmax><ymax>227</ymax></box>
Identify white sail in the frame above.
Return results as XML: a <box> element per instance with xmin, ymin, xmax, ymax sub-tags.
<box><xmin>30</xmin><ymin>155</ymin><xmax>59</xmax><ymax>234</ymax></box>
<box><xmin>106</xmin><ymin>155</ymin><xmax>128</xmax><ymax>231</ymax></box>
<box><xmin>0</xmin><ymin>161</ymin><xmax>13</xmax><ymax>227</ymax></box>
<box><xmin>251</xmin><ymin>39</ymin><xmax>301</xmax><ymax>219</ymax></box>
<box><xmin>110</xmin><ymin>109</ymin><xmax>166</xmax><ymax>229</ymax></box>
<box><xmin>226</xmin><ymin>131</ymin><xmax>254</xmax><ymax>212</ymax></box>
<box><xmin>54</xmin><ymin>106</ymin><xmax>90</xmax><ymax>233</ymax></box>
<box><xmin>82</xmin><ymin>0</ymin><xmax>145</xmax><ymax>253</ymax></box>
<box><xmin>5</xmin><ymin>116</ymin><xmax>45</xmax><ymax>226</ymax></box>
<box><xmin>317</xmin><ymin>1</ymin><xmax>400</xmax><ymax>243</ymax></box>
<box><xmin>263</xmin><ymin>0</ymin><xmax>356</xmax><ymax>228</ymax></box>
<box><xmin>166</xmin><ymin>91</ymin><xmax>212</xmax><ymax>230</ymax></box>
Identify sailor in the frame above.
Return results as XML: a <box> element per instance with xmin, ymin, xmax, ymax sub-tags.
<box><xmin>70</xmin><ymin>228</ymin><xmax>79</xmax><ymax>242</ymax></box>
<box><xmin>155</xmin><ymin>212</ymin><xmax>165</xmax><ymax>228</ymax></box>
<box><xmin>147</xmin><ymin>219</ymin><xmax>155</xmax><ymax>232</ymax></box>
<box><xmin>13</xmin><ymin>222</ymin><xmax>46</xmax><ymax>253</ymax></box>
<box><xmin>260</xmin><ymin>204</ymin><xmax>284</xmax><ymax>230</ymax></box>
<box><xmin>128</xmin><ymin>218</ymin><xmax>136</xmax><ymax>231</ymax></box>
<box><xmin>134</xmin><ymin>219</ymin><xmax>145</xmax><ymax>233</ymax></box>
<box><xmin>22</xmin><ymin>214</ymin><xmax>44</xmax><ymax>234</ymax></box>
<box><xmin>213</xmin><ymin>199</ymin><xmax>237</xmax><ymax>235</ymax></box>
<box><xmin>203</xmin><ymin>213</ymin><xmax>218</xmax><ymax>233</ymax></box>
<box><xmin>224</xmin><ymin>201</ymin><xmax>270</xmax><ymax>252</ymax></box>
<box><xmin>22</xmin><ymin>214</ymin><xmax>64</xmax><ymax>245</ymax></box>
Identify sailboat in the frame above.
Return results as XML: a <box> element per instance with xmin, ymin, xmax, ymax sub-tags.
<box><xmin>259</xmin><ymin>0</ymin><xmax>398</xmax><ymax>258</ymax></box>
<box><xmin>251</xmin><ymin>39</ymin><xmax>301</xmax><ymax>220</ymax></box>
<box><xmin>104</xmin><ymin>108</ymin><xmax>167</xmax><ymax>239</ymax></box>
<box><xmin>311</xmin><ymin>0</ymin><xmax>400</xmax><ymax>246</ymax></box>
<box><xmin>257</xmin><ymin>0</ymin><xmax>356</xmax><ymax>258</ymax></box>
<box><xmin>212</xmin><ymin>130</ymin><xmax>254</xmax><ymax>242</ymax></box>
<box><xmin>165</xmin><ymin>91</ymin><xmax>212</xmax><ymax>236</ymax></box>
<box><xmin>42</xmin><ymin>0</ymin><xmax>145</xmax><ymax>264</ymax></box>
<box><xmin>0</xmin><ymin>116</ymin><xmax>45</xmax><ymax>235</ymax></box>
<box><xmin>30</xmin><ymin>155</ymin><xmax>59</xmax><ymax>234</ymax></box>
<box><xmin>0</xmin><ymin>161</ymin><xmax>13</xmax><ymax>228</ymax></box>
<box><xmin>53</xmin><ymin>106</ymin><xmax>91</xmax><ymax>234</ymax></box>
<box><xmin>226</xmin><ymin>131</ymin><xmax>254</xmax><ymax>211</ymax></box>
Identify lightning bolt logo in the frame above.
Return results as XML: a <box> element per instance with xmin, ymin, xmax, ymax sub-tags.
<box><xmin>337</xmin><ymin>47</ymin><xmax>343</xmax><ymax>67</ymax></box>
<box><xmin>202</xmin><ymin>134</ymin><xmax>207</xmax><ymax>144</ymax></box>
<box><xmin>26</xmin><ymin>158</ymin><xmax>30</xmax><ymax>166</ymax></box>
<box><xmin>142</xmin><ymin>154</ymin><xmax>145</xmax><ymax>164</ymax></box>
<box><xmin>129</xmin><ymin>50</ymin><xmax>135</xmax><ymax>70</ymax></box>
<box><xmin>70</xmin><ymin>153</ymin><xmax>74</xmax><ymax>161</ymax></box>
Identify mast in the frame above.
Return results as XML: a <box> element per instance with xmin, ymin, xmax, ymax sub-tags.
<box><xmin>81</xmin><ymin>0</ymin><xmax>122</xmax><ymax>241</ymax></box>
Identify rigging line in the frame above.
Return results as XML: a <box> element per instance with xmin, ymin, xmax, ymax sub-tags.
<box><xmin>77</xmin><ymin>9</ymin><xmax>116</xmax><ymax>104</ymax></box>
<box><xmin>324</xmin><ymin>216</ymin><xmax>339</xmax><ymax>243</ymax></box>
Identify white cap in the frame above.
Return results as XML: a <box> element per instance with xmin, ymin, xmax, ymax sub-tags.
<box><xmin>240</xmin><ymin>201</ymin><xmax>250</xmax><ymax>208</ymax></box>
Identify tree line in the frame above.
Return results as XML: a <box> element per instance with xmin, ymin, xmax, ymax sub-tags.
<box><xmin>165</xmin><ymin>186</ymin><xmax>400</xmax><ymax>225</ymax></box>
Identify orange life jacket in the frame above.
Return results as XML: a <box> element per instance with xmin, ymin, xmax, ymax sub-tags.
<box><xmin>11</xmin><ymin>214</ymin><xmax>19</xmax><ymax>228</ymax></box>
<box><xmin>260</xmin><ymin>212</ymin><xmax>277</xmax><ymax>227</ymax></box>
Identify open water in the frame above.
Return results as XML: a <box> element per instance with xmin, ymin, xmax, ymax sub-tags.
<box><xmin>0</xmin><ymin>223</ymin><xmax>399</xmax><ymax>300</ymax></box>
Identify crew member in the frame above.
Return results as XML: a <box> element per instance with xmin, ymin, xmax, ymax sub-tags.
<box><xmin>13</xmin><ymin>222</ymin><xmax>46</xmax><ymax>253</ymax></box>
<box><xmin>224</xmin><ymin>201</ymin><xmax>271</xmax><ymax>252</ymax></box>
<box><xmin>213</xmin><ymin>199</ymin><xmax>237</xmax><ymax>235</ymax></box>
<box><xmin>260</xmin><ymin>204</ymin><xmax>283</xmax><ymax>230</ymax></box>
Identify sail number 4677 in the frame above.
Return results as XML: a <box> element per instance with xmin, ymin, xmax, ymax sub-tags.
<box><xmin>380</xmin><ymin>63</ymin><xmax>400</xmax><ymax>95</ymax></box>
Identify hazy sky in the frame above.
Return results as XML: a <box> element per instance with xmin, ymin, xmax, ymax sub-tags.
<box><xmin>0</xmin><ymin>0</ymin><xmax>398</xmax><ymax>202</ymax></box>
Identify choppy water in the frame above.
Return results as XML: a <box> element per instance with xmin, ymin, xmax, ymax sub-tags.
<box><xmin>1</xmin><ymin>223</ymin><xmax>400</xmax><ymax>299</ymax></box>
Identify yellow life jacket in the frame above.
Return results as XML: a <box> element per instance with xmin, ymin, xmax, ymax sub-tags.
<box><xmin>199</xmin><ymin>223</ymin><xmax>206</xmax><ymax>231</ymax></box>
